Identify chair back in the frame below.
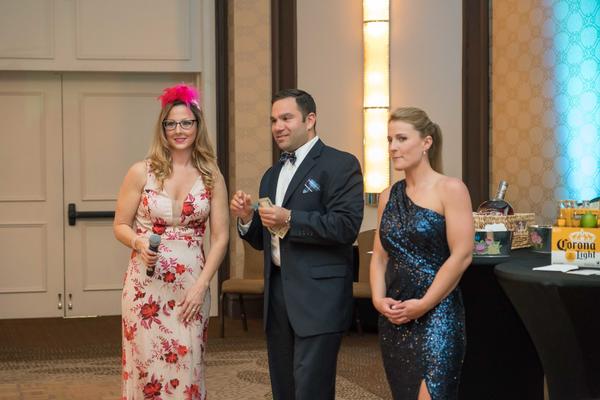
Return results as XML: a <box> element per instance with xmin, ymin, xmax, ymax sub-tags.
<box><xmin>243</xmin><ymin>240</ymin><xmax>264</xmax><ymax>279</ymax></box>
<box><xmin>357</xmin><ymin>229</ymin><xmax>375</xmax><ymax>283</ymax></box>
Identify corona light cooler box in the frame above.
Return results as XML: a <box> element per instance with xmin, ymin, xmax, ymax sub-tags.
<box><xmin>551</xmin><ymin>227</ymin><xmax>600</xmax><ymax>267</ymax></box>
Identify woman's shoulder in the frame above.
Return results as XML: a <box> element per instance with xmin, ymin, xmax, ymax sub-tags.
<box><xmin>128</xmin><ymin>160</ymin><xmax>148</xmax><ymax>177</ymax></box>
<box><xmin>435</xmin><ymin>175</ymin><xmax>470</xmax><ymax>204</ymax></box>
<box><xmin>209</xmin><ymin>164</ymin><xmax>225</xmax><ymax>186</ymax></box>
<box><xmin>125</xmin><ymin>160</ymin><xmax>149</xmax><ymax>188</ymax></box>
<box><xmin>436</xmin><ymin>175</ymin><xmax>467</xmax><ymax>192</ymax></box>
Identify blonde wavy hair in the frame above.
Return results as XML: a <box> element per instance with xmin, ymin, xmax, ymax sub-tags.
<box><xmin>147</xmin><ymin>101</ymin><xmax>217</xmax><ymax>190</ymax></box>
<box><xmin>388</xmin><ymin>107</ymin><xmax>443</xmax><ymax>172</ymax></box>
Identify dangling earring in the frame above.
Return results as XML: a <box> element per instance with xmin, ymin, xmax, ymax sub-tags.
<box><xmin>422</xmin><ymin>150</ymin><xmax>427</xmax><ymax>155</ymax></box>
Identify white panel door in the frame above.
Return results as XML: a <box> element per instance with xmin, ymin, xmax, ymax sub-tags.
<box><xmin>62</xmin><ymin>73</ymin><xmax>196</xmax><ymax>316</ymax></box>
<box><xmin>0</xmin><ymin>72</ymin><xmax>64</xmax><ymax>318</ymax></box>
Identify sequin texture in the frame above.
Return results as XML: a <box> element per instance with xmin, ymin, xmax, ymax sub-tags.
<box><xmin>378</xmin><ymin>180</ymin><xmax>465</xmax><ymax>400</ymax></box>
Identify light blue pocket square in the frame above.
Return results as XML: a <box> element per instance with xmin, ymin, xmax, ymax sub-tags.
<box><xmin>302</xmin><ymin>178</ymin><xmax>321</xmax><ymax>194</ymax></box>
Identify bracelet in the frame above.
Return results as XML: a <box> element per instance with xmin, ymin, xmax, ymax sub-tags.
<box><xmin>131</xmin><ymin>236</ymin><xmax>140</xmax><ymax>251</ymax></box>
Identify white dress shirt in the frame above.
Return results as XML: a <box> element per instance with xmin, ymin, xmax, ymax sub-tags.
<box><xmin>239</xmin><ymin>136</ymin><xmax>320</xmax><ymax>266</ymax></box>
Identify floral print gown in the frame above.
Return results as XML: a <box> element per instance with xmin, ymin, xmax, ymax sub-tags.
<box><xmin>122</xmin><ymin>162</ymin><xmax>211</xmax><ymax>400</ymax></box>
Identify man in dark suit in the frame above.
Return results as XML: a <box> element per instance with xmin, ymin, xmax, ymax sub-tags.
<box><xmin>230</xmin><ymin>89</ymin><xmax>364</xmax><ymax>400</ymax></box>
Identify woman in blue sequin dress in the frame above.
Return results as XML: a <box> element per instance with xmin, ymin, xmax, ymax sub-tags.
<box><xmin>370</xmin><ymin>107</ymin><xmax>474</xmax><ymax>400</ymax></box>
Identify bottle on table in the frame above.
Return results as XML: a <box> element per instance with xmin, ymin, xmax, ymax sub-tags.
<box><xmin>477</xmin><ymin>180</ymin><xmax>514</xmax><ymax>216</ymax></box>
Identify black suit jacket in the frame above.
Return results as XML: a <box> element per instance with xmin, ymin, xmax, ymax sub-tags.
<box><xmin>241</xmin><ymin>139</ymin><xmax>364</xmax><ymax>337</ymax></box>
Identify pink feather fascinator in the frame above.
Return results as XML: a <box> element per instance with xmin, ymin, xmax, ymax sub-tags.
<box><xmin>158</xmin><ymin>84</ymin><xmax>200</xmax><ymax>109</ymax></box>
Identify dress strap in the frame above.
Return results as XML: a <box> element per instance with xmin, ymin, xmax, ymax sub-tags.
<box><xmin>389</xmin><ymin>180</ymin><xmax>409</xmax><ymax>218</ymax></box>
<box><xmin>391</xmin><ymin>180</ymin><xmax>406</xmax><ymax>202</ymax></box>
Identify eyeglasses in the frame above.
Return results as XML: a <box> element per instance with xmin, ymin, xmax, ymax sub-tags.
<box><xmin>162</xmin><ymin>119</ymin><xmax>197</xmax><ymax>131</ymax></box>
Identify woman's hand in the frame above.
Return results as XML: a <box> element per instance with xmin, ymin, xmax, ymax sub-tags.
<box><xmin>389</xmin><ymin>298</ymin><xmax>430</xmax><ymax>324</ymax></box>
<box><xmin>134</xmin><ymin>237</ymin><xmax>158</xmax><ymax>267</ymax></box>
<box><xmin>178</xmin><ymin>282</ymin><xmax>208</xmax><ymax>323</ymax></box>
<box><xmin>373</xmin><ymin>297</ymin><xmax>410</xmax><ymax>325</ymax></box>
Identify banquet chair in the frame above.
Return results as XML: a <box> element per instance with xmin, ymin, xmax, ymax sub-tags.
<box><xmin>219</xmin><ymin>240</ymin><xmax>264</xmax><ymax>338</ymax></box>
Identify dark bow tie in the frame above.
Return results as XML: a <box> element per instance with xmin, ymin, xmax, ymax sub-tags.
<box><xmin>279</xmin><ymin>151</ymin><xmax>297</xmax><ymax>165</ymax></box>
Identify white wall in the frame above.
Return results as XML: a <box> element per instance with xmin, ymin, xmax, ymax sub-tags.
<box><xmin>390</xmin><ymin>0</ymin><xmax>463</xmax><ymax>183</ymax></box>
<box><xmin>297</xmin><ymin>0</ymin><xmax>463</xmax><ymax>231</ymax></box>
<box><xmin>297</xmin><ymin>0</ymin><xmax>364</xmax><ymax>157</ymax></box>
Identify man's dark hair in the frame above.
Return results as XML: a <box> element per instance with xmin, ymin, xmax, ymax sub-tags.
<box><xmin>272</xmin><ymin>89</ymin><xmax>316</xmax><ymax>121</ymax></box>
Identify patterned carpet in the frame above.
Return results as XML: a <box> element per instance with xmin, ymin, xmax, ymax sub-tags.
<box><xmin>0</xmin><ymin>316</ymin><xmax>391</xmax><ymax>400</ymax></box>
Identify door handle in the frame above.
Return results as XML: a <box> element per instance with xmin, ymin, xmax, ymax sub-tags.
<box><xmin>68</xmin><ymin>203</ymin><xmax>115</xmax><ymax>226</ymax></box>
<box><xmin>58</xmin><ymin>293</ymin><xmax>63</xmax><ymax>310</ymax></box>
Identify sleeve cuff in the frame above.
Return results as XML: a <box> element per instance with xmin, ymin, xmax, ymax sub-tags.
<box><xmin>237</xmin><ymin>216</ymin><xmax>252</xmax><ymax>235</ymax></box>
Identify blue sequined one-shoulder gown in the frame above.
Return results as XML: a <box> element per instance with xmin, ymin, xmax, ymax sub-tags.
<box><xmin>378</xmin><ymin>180</ymin><xmax>465</xmax><ymax>400</ymax></box>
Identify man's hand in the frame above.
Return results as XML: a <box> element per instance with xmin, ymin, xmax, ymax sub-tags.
<box><xmin>258</xmin><ymin>205</ymin><xmax>290</xmax><ymax>228</ymax></box>
<box><xmin>230</xmin><ymin>190</ymin><xmax>253</xmax><ymax>224</ymax></box>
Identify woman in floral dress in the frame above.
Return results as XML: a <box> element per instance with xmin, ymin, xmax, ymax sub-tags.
<box><xmin>114</xmin><ymin>84</ymin><xmax>229</xmax><ymax>400</ymax></box>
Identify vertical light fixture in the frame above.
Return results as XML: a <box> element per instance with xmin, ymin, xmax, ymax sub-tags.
<box><xmin>363</xmin><ymin>0</ymin><xmax>390</xmax><ymax>206</ymax></box>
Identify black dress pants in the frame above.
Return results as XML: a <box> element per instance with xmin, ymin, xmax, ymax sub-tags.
<box><xmin>266</xmin><ymin>267</ymin><xmax>343</xmax><ymax>400</ymax></box>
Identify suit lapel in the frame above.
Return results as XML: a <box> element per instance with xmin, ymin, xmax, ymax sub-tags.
<box><xmin>282</xmin><ymin>140</ymin><xmax>324</xmax><ymax>207</ymax></box>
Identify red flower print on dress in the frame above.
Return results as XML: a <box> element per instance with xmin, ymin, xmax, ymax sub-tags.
<box><xmin>184</xmin><ymin>384</ymin><xmax>200</xmax><ymax>400</ymax></box>
<box><xmin>177</xmin><ymin>344</ymin><xmax>188</xmax><ymax>357</ymax></box>
<box><xmin>134</xmin><ymin>287</ymin><xmax>146</xmax><ymax>301</ymax></box>
<box><xmin>152</xmin><ymin>217</ymin><xmax>167</xmax><ymax>235</ymax></box>
<box><xmin>170</xmin><ymin>378</ymin><xmax>179</xmax><ymax>389</ymax></box>
<box><xmin>163</xmin><ymin>271</ymin><xmax>176</xmax><ymax>283</ymax></box>
<box><xmin>142</xmin><ymin>195</ymin><xmax>149</xmax><ymax>207</ymax></box>
<box><xmin>124</xmin><ymin>322</ymin><xmax>137</xmax><ymax>341</ymax></box>
<box><xmin>175</xmin><ymin>263</ymin><xmax>186</xmax><ymax>275</ymax></box>
<box><xmin>189</xmin><ymin>221</ymin><xmax>206</xmax><ymax>237</ymax></box>
<box><xmin>143</xmin><ymin>375</ymin><xmax>162</xmax><ymax>399</ymax></box>
<box><xmin>167</xmin><ymin>299</ymin><xmax>175</xmax><ymax>309</ymax></box>
<box><xmin>165</xmin><ymin>351</ymin><xmax>178</xmax><ymax>364</ymax></box>
<box><xmin>165</xmin><ymin>352</ymin><xmax>179</xmax><ymax>364</ymax></box>
<box><xmin>200</xmin><ymin>189</ymin><xmax>211</xmax><ymax>200</ymax></box>
<box><xmin>182</xmin><ymin>195</ymin><xmax>195</xmax><ymax>216</ymax></box>
<box><xmin>140</xmin><ymin>295</ymin><xmax>161</xmax><ymax>329</ymax></box>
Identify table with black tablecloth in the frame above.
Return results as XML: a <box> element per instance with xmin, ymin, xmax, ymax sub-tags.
<box><xmin>495</xmin><ymin>255</ymin><xmax>600</xmax><ymax>400</ymax></box>
<box><xmin>458</xmin><ymin>249</ymin><xmax>545</xmax><ymax>400</ymax></box>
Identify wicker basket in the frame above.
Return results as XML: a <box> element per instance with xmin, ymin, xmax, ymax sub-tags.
<box><xmin>473</xmin><ymin>212</ymin><xmax>536</xmax><ymax>249</ymax></box>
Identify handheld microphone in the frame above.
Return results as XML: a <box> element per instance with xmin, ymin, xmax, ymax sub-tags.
<box><xmin>146</xmin><ymin>234</ymin><xmax>161</xmax><ymax>277</ymax></box>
